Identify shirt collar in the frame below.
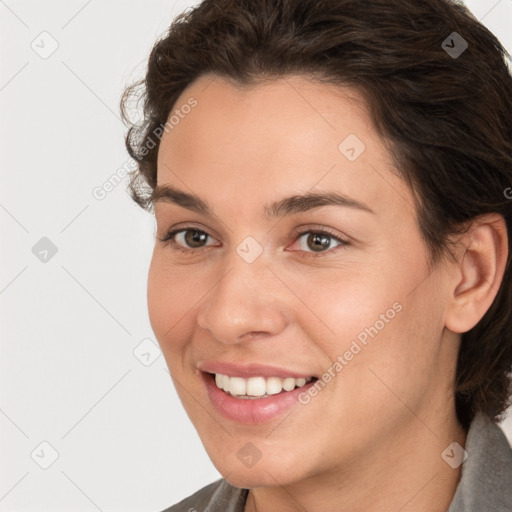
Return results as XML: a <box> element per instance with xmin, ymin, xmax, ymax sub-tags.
<box><xmin>447</xmin><ymin>411</ymin><xmax>512</xmax><ymax>511</ymax></box>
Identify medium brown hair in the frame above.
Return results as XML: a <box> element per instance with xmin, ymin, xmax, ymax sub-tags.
<box><xmin>120</xmin><ymin>0</ymin><xmax>512</xmax><ymax>431</ymax></box>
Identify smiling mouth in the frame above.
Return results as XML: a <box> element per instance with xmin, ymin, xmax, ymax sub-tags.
<box><xmin>205</xmin><ymin>371</ymin><xmax>318</xmax><ymax>399</ymax></box>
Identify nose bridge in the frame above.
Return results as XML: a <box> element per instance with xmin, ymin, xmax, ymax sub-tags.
<box><xmin>196</xmin><ymin>238</ymin><xmax>288</xmax><ymax>343</ymax></box>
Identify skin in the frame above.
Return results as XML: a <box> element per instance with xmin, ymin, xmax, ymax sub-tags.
<box><xmin>148</xmin><ymin>74</ymin><xmax>508</xmax><ymax>512</ymax></box>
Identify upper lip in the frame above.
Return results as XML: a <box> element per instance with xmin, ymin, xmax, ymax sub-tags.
<box><xmin>197</xmin><ymin>361</ymin><xmax>316</xmax><ymax>379</ymax></box>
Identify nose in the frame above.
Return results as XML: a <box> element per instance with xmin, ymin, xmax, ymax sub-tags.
<box><xmin>196</xmin><ymin>250</ymin><xmax>289</xmax><ymax>344</ymax></box>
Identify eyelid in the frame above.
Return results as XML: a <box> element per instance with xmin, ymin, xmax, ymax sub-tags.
<box><xmin>158</xmin><ymin>223</ymin><xmax>350</xmax><ymax>257</ymax></box>
<box><xmin>289</xmin><ymin>226</ymin><xmax>349</xmax><ymax>258</ymax></box>
<box><xmin>157</xmin><ymin>221</ymin><xmax>218</xmax><ymax>242</ymax></box>
<box><xmin>157</xmin><ymin>223</ymin><xmax>219</xmax><ymax>249</ymax></box>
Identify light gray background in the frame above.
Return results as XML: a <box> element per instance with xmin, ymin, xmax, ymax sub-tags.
<box><xmin>1</xmin><ymin>1</ymin><xmax>511</xmax><ymax>511</ymax></box>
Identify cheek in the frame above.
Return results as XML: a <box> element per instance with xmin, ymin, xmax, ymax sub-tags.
<box><xmin>281</xmin><ymin>261</ymin><xmax>400</xmax><ymax>354</ymax></box>
<box><xmin>147</xmin><ymin>252</ymin><xmax>198</xmax><ymax>353</ymax></box>
<box><xmin>322</xmin><ymin>274</ymin><xmax>446</xmax><ymax>430</ymax></box>
<box><xmin>288</xmin><ymin>245</ymin><xmax>441</xmax><ymax>392</ymax></box>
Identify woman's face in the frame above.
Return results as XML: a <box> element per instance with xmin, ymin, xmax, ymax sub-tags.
<box><xmin>148</xmin><ymin>74</ymin><xmax>460</xmax><ymax>488</ymax></box>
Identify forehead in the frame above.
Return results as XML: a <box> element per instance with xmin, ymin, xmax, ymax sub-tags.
<box><xmin>156</xmin><ymin>74</ymin><xmax>412</xmax><ymax>220</ymax></box>
<box><xmin>158</xmin><ymin>74</ymin><xmax>376</xmax><ymax>164</ymax></box>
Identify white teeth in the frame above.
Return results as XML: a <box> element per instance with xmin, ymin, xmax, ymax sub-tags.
<box><xmin>266</xmin><ymin>377</ymin><xmax>283</xmax><ymax>395</ymax></box>
<box><xmin>217</xmin><ymin>374</ymin><xmax>228</xmax><ymax>392</ymax></box>
<box><xmin>229</xmin><ymin>377</ymin><xmax>247</xmax><ymax>396</ymax></box>
<box><xmin>282</xmin><ymin>377</ymin><xmax>296</xmax><ymax>391</ymax></box>
<box><xmin>246</xmin><ymin>377</ymin><xmax>266</xmax><ymax>396</ymax></box>
<box><xmin>213</xmin><ymin>373</ymin><xmax>313</xmax><ymax>398</ymax></box>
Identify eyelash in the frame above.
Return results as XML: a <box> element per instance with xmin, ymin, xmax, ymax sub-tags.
<box><xmin>157</xmin><ymin>225</ymin><xmax>349</xmax><ymax>258</ymax></box>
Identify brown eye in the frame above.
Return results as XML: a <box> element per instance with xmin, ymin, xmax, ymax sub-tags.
<box><xmin>303</xmin><ymin>232</ymin><xmax>333</xmax><ymax>252</ymax></box>
<box><xmin>158</xmin><ymin>227</ymin><xmax>216</xmax><ymax>253</ymax></box>
<box><xmin>182</xmin><ymin>229</ymin><xmax>209</xmax><ymax>248</ymax></box>
<box><xmin>291</xmin><ymin>229</ymin><xmax>349</xmax><ymax>258</ymax></box>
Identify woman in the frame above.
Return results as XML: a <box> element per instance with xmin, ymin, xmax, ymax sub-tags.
<box><xmin>120</xmin><ymin>0</ymin><xmax>512</xmax><ymax>510</ymax></box>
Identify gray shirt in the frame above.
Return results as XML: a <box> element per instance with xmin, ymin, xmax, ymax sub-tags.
<box><xmin>161</xmin><ymin>412</ymin><xmax>512</xmax><ymax>512</ymax></box>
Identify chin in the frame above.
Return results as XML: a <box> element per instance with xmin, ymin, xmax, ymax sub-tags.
<box><xmin>223</xmin><ymin>470</ymin><xmax>286</xmax><ymax>490</ymax></box>
<box><xmin>217</xmin><ymin>459</ymin><xmax>304</xmax><ymax>490</ymax></box>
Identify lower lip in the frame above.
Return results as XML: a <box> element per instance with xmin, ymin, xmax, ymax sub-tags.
<box><xmin>200</xmin><ymin>371</ymin><xmax>318</xmax><ymax>424</ymax></box>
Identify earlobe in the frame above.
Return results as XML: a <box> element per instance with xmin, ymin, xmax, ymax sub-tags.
<box><xmin>445</xmin><ymin>213</ymin><xmax>508</xmax><ymax>334</ymax></box>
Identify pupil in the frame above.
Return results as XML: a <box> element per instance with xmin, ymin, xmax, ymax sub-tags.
<box><xmin>186</xmin><ymin>230</ymin><xmax>206</xmax><ymax>247</ymax></box>
<box><xmin>309</xmin><ymin>233</ymin><xmax>330</xmax><ymax>252</ymax></box>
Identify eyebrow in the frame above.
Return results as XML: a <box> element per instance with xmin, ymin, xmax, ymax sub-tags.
<box><xmin>150</xmin><ymin>184</ymin><xmax>375</xmax><ymax>218</ymax></box>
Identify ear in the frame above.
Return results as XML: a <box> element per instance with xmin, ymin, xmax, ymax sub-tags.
<box><xmin>445</xmin><ymin>213</ymin><xmax>509</xmax><ymax>334</ymax></box>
